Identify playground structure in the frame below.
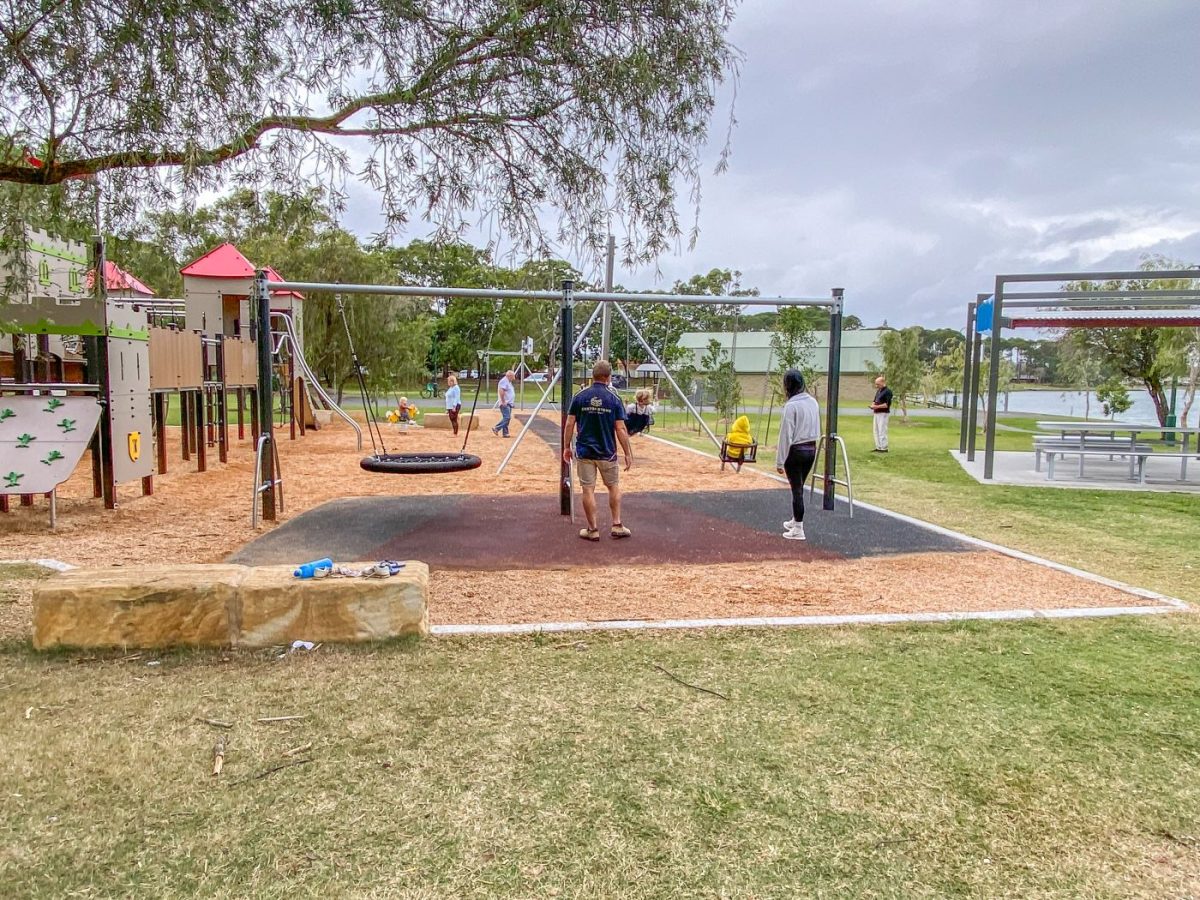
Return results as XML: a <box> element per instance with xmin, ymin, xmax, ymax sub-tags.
<box><xmin>0</xmin><ymin>227</ymin><xmax>336</xmax><ymax>524</ymax></box>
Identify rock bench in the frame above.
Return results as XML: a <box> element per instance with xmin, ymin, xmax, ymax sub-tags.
<box><xmin>422</xmin><ymin>412</ymin><xmax>479</xmax><ymax>430</ymax></box>
<box><xmin>32</xmin><ymin>562</ymin><xmax>429</xmax><ymax>650</ymax></box>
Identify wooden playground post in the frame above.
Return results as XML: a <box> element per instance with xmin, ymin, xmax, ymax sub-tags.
<box><xmin>153</xmin><ymin>392</ymin><xmax>168</xmax><ymax>475</ymax></box>
<box><xmin>194</xmin><ymin>385</ymin><xmax>207</xmax><ymax>472</ymax></box>
<box><xmin>180</xmin><ymin>391</ymin><xmax>191</xmax><ymax>461</ymax></box>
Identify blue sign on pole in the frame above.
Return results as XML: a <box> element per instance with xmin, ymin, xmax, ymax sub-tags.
<box><xmin>975</xmin><ymin>297</ymin><xmax>994</xmax><ymax>333</ymax></box>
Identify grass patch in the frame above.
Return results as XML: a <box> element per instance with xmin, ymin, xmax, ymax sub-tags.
<box><xmin>649</xmin><ymin>412</ymin><xmax>1200</xmax><ymax>603</ymax></box>
<box><xmin>1</xmin><ymin>619</ymin><xmax>1199</xmax><ymax>897</ymax></box>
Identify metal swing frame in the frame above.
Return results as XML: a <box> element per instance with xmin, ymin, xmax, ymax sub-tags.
<box><xmin>251</xmin><ymin>272</ymin><xmax>848</xmax><ymax>521</ymax></box>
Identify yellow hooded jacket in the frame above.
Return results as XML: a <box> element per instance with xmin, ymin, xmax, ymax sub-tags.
<box><xmin>724</xmin><ymin>415</ymin><xmax>754</xmax><ymax>460</ymax></box>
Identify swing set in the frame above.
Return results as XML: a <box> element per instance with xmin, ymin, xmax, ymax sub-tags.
<box><xmin>248</xmin><ymin>271</ymin><xmax>848</xmax><ymax>523</ymax></box>
<box><xmin>336</xmin><ymin>294</ymin><xmax>489</xmax><ymax>475</ymax></box>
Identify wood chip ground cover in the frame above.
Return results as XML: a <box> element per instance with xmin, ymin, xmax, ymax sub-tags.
<box><xmin>0</xmin><ymin>411</ymin><xmax>1167</xmax><ymax>641</ymax></box>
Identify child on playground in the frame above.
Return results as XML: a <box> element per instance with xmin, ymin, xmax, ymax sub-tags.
<box><xmin>724</xmin><ymin>414</ymin><xmax>754</xmax><ymax>462</ymax></box>
<box><xmin>626</xmin><ymin>389</ymin><xmax>655</xmax><ymax>418</ymax></box>
<box><xmin>625</xmin><ymin>389</ymin><xmax>656</xmax><ymax>436</ymax></box>
<box><xmin>387</xmin><ymin>397</ymin><xmax>419</xmax><ymax>426</ymax></box>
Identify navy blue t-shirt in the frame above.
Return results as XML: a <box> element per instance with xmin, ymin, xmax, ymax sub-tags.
<box><xmin>568</xmin><ymin>383</ymin><xmax>627</xmax><ymax>460</ymax></box>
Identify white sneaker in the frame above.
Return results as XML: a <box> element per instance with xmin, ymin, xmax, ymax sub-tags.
<box><xmin>783</xmin><ymin>524</ymin><xmax>806</xmax><ymax>541</ymax></box>
<box><xmin>783</xmin><ymin>519</ymin><xmax>798</xmax><ymax>530</ymax></box>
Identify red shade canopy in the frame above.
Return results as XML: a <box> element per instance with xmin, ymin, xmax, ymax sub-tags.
<box><xmin>1009</xmin><ymin>308</ymin><xmax>1200</xmax><ymax>330</ymax></box>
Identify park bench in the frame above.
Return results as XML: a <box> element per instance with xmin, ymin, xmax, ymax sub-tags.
<box><xmin>1134</xmin><ymin>451</ymin><xmax>1200</xmax><ymax>484</ymax></box>
<box><xmin>1043</xmin><ymin>446</ymin><xmax>1154</xmax><ymax>481</ymax></box>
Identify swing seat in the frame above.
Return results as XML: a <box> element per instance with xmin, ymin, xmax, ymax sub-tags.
<box><xmin>719</xmin><ymin>439</ymin><xmax>757</xmax><ymax>471</ymax></box>
<box><xmin>627</xmin><ymin>411</ymin><xmax>652</xmax><ymax>435</ymax></box>
<box><xmin>361</xmin><ymin>452</ymin><xmax>482</xmax><ymax>474</ymax></box>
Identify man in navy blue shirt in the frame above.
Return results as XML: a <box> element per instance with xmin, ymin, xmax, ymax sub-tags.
<box><xmin>563</xmin><ymin>360</ymin><xmax>634</xmax><ymax>541</ymax></box>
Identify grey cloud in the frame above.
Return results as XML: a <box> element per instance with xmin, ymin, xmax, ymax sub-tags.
<box><xmin>337</xmin><ymin>0</ymin><xmax>1200</xmax><ymax>327</ymax></box>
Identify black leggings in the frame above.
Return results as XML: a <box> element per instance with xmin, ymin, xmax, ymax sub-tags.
<box><xmin>783</xmin><ymin>442</ymin><xmax>818</xmax><ymax>523</ymax></box>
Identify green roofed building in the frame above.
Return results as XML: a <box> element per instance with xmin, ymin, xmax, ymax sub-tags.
<box><xmin>675</xmin><ymin>329</ymin><xmax>886</xmax><ymax>401</ymax></box>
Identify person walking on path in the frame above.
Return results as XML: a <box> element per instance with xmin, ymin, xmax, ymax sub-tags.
<box><xmin>562</xmin><ymin>360</ymin><xmax>634</xmax><ymax>541</ymax></box>
<box><xmin>444</xmin><ymin>374</ymin><xmax>462</xmax><ymax>435</ymax></box>
<box><xmin>492</xmin><ymin>369</ymin><xmax>516</xmax><ymax>437</ymax></box>
<box><xmin>775</xmin><ymin>369</ymin><xmax>821</xmax><ymax>541</ymax></box>
<box><xmin>870</xmin><ymin>375</ymin><xmax>893</xmax><ymax>452</ymax></box>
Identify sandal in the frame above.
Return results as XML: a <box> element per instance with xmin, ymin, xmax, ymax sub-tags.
<box><xmin>611</xmin><ymin>524</ymin><xmax>632</xmax><ymax>539</ymax></box>
<box><xmin>578</xmin><ymin>528</ymin><xmax>600</xmax><ymax>542</ymax></box>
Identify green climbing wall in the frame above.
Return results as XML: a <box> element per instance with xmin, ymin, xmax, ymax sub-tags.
<box><xmin>0</xmin><ymin>395</ymin><xmax>102</xmax><ymax>495</ymax></box>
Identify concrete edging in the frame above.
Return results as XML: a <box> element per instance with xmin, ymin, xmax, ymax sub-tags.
<box><xmin>644</xmin><ymin>434</ymin><xmax>1191</xmax><ymax>611</ymax></box>
<box><xmin>431</xmin><ymin>605</ymin><xmax>1176</xmax><ymax>637</ymax></box>
<box><xmin>6</xmin><ymin>434</ymin><xmax>1190</xmax><ymax>639</ymax></box>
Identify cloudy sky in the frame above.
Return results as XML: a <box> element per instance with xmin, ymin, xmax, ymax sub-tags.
<box><xmin>343</xmin><ymin>0</ymin><xmax>1200</xmax><ymax>328</ymax></box>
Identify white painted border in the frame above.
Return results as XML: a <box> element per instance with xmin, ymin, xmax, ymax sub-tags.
<box><xmin>0</xmin><ymin>558</ymin><xmax>75</xmax><ymax>572</ymax></box>
<box><xmin>431</xmin><ymin>605</ymin><xmax>1175</xmax><ymax>636</ymax></box>
<box><xmin>6</xmin><ymin>440</ymin><xmax>1189</xmax><ymax>639</ymax></box>
<box><xmin>643</xmin><ymin>434</ymin><xmax>1190</xmax><ymax>611</ymax></box>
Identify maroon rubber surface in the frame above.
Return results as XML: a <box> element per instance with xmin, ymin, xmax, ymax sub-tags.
<box><xmin>230</xmin><ymin>490</ymin><xmax>971</xmax><ymax>571</ymax></box>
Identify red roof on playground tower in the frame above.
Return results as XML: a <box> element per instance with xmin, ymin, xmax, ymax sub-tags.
<box><xmin>180</xmin><ymin>243</ymin><xmax>303</xmax><ymax>299</ymax></box>
<box><xmin>86</xmin><ymin>261</ymin><xmax>156</xmax><ymax>296</ymax></box>
<box><xmin>180</xmin><ymin>242</ymin><xmax>256</xmax><ymax>278</ymax></box>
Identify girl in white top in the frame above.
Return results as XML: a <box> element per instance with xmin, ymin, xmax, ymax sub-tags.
<box><xmin>774</xmin><ymin>369</ymin><xmax>821</xmax><ymax>541</ymax></box>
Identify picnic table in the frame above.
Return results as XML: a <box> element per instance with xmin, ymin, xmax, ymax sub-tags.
<box><xmin>1036</xmin><ymin>421</ymin><xmax>1200</xmax><ymax>481</ymax></box>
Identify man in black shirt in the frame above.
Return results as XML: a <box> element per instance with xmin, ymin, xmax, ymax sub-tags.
<box><xmin>870</xmin><ymin>376</ymin><xmax>893</xmax><ymax>452</ymax></box>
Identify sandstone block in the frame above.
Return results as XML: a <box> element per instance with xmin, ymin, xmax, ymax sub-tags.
<box><xmin>33</xmin><ymin>565</ymin><xmax>246</xmax><ymax>650</ymax></box>
<box><xmin>423</xmin><ymin>412</ymin><xmax>479</xmax><ymax>430</ymax></box>
<box><xmin>236</xmin><ymin>561</ymin><xmax>429</xmax><ymax>648</ymax></box>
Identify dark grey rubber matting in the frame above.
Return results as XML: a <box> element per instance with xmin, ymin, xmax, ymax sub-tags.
<box><xmin>229</xmin><ymin>489</ymin><xmax>971</xmax><ymax>571</ymax></box>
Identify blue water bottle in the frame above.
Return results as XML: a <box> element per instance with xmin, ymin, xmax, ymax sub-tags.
<box><xmin>293</xmin><ymin>557</ymin><xmax>333</xmax><ymax>579</ymax></box>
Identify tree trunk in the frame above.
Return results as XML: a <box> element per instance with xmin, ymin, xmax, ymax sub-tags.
<box><xmin>1145</xmin><ymin>376</ymin><xmax>1169</xmax><ymax>426</ymax></box>
<box><xmin>1180</xmin><ymin>367</ymin><xmax>1200</xmax><ymax>427</ymax></box>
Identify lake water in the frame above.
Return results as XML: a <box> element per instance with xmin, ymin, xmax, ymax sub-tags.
<box><xmin>943</xmin><ymin>388</ymin><xmax>1169</xmax><ymax>423</ymax></box>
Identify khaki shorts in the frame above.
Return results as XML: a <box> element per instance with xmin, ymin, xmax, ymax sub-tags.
<box><xmin>576</xmin><ymin>458</ymin><xmax>620</xmax><ymax>488</ymax></box>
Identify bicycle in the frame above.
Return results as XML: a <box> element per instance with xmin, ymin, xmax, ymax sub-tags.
<box><xmin>419</xmin><ymin>381</ymin><xmax>440</xmax><ymax>399</ymax></box>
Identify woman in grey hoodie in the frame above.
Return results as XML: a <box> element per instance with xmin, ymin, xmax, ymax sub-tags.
<box><xmin>774</xmin><ymin>369</ymin><xmax>821</xmax><ymax>541</ymax></box>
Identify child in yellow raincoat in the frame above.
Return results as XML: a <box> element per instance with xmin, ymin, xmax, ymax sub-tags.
<box><xmin>722</xmin><ymin>414</ymin><xmax>755</xmax><ymax>469</ymax></box>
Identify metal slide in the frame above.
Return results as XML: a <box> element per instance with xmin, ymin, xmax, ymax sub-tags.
<box><xmin>275</xmin><ymin>312</ymin><xmax>363</xmax><ymax>451</ymax></box>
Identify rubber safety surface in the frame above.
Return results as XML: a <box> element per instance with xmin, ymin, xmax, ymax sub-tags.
<box><xmin>229</xmin><ymin>489</ymin><xmax>971</xmax><ymax>571</ymax></box>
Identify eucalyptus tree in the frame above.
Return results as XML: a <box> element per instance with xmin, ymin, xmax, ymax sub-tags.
<box><xmin>0</xmin><ymin>0</ymin><xmax>741</xmax><ymax>261</ymax></box>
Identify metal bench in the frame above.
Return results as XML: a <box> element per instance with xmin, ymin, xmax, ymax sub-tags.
<box><xmin>1034</xmin><ymin>437</ymin><xmax>1152</xmax><ymax>473</ymax></box>
<box><xmin>1044</xmin><ymin>446</ymin><xmax>1153</xmax><ymax>481</ymax></box>
<box><xmin>1134</xmin><ymin>451</ymin><xmax>1200</xmax><ymax>484</ymax></box>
